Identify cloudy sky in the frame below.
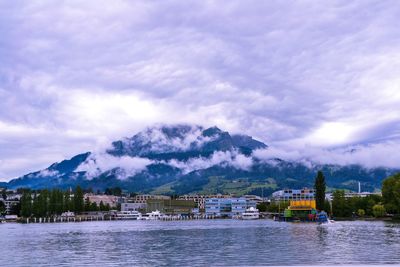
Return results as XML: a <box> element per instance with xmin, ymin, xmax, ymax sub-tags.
<box><xmin>1</xmin><ymin>0</ymin><xmax>400</xmax><ymax>181</ymax></box>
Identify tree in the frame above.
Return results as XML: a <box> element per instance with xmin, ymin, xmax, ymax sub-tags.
<box><xmin>257</xmin><ymin>202</ymin><xmax>267</xmax><ymax>212</ymax></box>
<box><xmin>99</xmin><ymin>201</ymin><xmax>106</xmax><ymax>211</ymax></box>
<box><xmin>84</xmin><ymin>197</ymin><xmax>91</xmax><ymax>212</ymax></box>
<box><xmin>20</xmin><ymin>190</ymin><xmax>32</xmax><ymax>217</ymax></box>
<box><xmin>64</xmin><ymin>191</ymin><xmax>73</xmax><ymax>212</ymax></box>
<box><xmin>332</xmin><ymin>190</ymin><xmax>348</xmax><ymax>217</ymax></box>
<box><xmin>10</xmin><ymin>201</ymin><xmax>21</xmax><ymax>215</ymax></box>
<box><xmin>73</xmin><ymin>186</ymin><xmax>84</xmax><ymax>213</ymax></box>
<box><xmin>314</xmin><ymin>171</ymin><xmax>326</xmax><ymax>211</ymax></box>
<box><xmin>357</xmin><ymin>209</ymin><xmax>365</xmax><ymax>217</ymax></box>
<box><xmin>372</xmin><ymin>204</ymin><xmax>386</xmax><ymax>218</ymax></box>
<box><xmin>0</xmin><ymin>200</ymin><xmax>5</xmax><ymax>214</ymax></box>
<box><xmin>382</xmin><ymin>173</ymin><xmax>400</xmax><ymax>214</ymax></box>
<box><xmin>1</xmin><ymin>189</ymin><xmax>6</xmax><ymax>200</ymax></box>
<box><xmin>90</xmin><ymin>202</ymin><xmax>98</xmax><ymax>211</ymax></box>
<box><xmin>105</xmin><ymin>187</ymin><xmax>122</xmax><ymax>196</ymax></box>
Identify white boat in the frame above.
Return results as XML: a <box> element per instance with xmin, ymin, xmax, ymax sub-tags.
<box><xmin>146</xmin><ymin>210</ymin><xmax>166</xmax><ymax>220</ymax></box>
<box><xmin>116</xmin><ymin>211</ymin><xmax>142</xmax><ymax>220</ymax></box>
<box><xmin>241</xmin><ymin>207</ymin><xmax>260</xmax><ymax>220</ymax></box>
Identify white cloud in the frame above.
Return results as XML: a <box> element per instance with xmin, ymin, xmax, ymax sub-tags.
<box><xmin>167</xmin><ymin>150</ymin><xmax>253</xmax><ymax>174</ymax></box>
<box><xmin>37</xmin><ymin>169</ymin><xmax>59</xmax><ymax>178</ymax></box>
<box><xmin>76</xmin><ymin>153</ymin><xmax>153</xmax><ymax>180</ymax></box>
<box><xmin>125</xmin><ymin>124</ymin><xmax>214</xmax><ymax>154</ymax></box>
<box><xmin>253</xmin><ymin>140</ymin><xmax>400</xmax><ymax>169</ymax></box>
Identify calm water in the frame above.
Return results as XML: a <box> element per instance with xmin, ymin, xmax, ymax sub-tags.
<box><xmin>1</xmin><ymin>219</ymin><xmax>400</xmax><ymax>266</ymax></box>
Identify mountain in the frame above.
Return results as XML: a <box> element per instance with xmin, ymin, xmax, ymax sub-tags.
<box><xmin>4</xmin><ymin>124</ymin><xmax>399</xmax><ymax>196</ymax></box>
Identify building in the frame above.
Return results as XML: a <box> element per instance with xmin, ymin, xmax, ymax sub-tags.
<box><xmin>178</xmin><ymin>195</ymin><xmax>207</xmax><ymax>210</ymax></box>
<box><xmin>243</xmin><ymin>195</ymin><xmax>264</xmax><ymax>204</ymax></box>
<box><xmin>85</xmin><ymin>194</ymin><xmax>119</xmax><ymax>207</ymax></box>
<box><xmin>325</xmin><ymin>191</ymin><xmax>381</xmax><ymax>201</ymax></box>
<box><xmin>4</xmin><ymin>200</ymin><xmax>19</xmax><ymax>215</ymax></box>
<box><xmin>282</xmin><ymin>199</ymin><xmax>320</xmax><ymax>222</ymax></box>
<box><xmin>121</xmin><ymin>202</ymin><xmax>147</xmax><ymax>212</ymax></box>
<box><xmin>146</xmin><ymin>199</ymin><xmax>196</xmax><ymax>215</ymax></box>
<box><xmin>205</xmin><ymin>198</ymin><xmax>257</xmax><ymax>217</ymax></box>
<box><xmin>272</xmin><ymin>188</ymin><xmax>315</xmax><ymax>201</ymax></box>
<box><xmin>178</xmin><ymin>194</ymin><xmax>232</xmax><ymax>211</ymax></box>
<box><xmin>132</xmin><ymin>194</ymin><xmax>170</xmax><ymax>204</ymax></box>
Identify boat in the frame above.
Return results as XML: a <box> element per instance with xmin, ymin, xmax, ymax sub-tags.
<box><xmin>146</xmin><ymin>210</ymin><xmax>166</xmax><ymax>220</ymax></box>
<box><xmin>316</xmin><ymin>211</ymin><xmax>329</xmax><ymax>224</ymax></box>
<box><xmin>241</xmin><ymin>207</ymin><xmax>260</xmax><ymax>220</ymax></box>
<box><xmin>116</xmin><ymin>211</ymin><xmax>142</xmax><ymax>220</ymax></box>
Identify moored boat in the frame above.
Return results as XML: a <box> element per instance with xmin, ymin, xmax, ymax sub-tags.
<box><xmin>241</xmin><ymin>207</ymin><xmax>260</xmax><ymax>220</ymax></box>
<box><xmin>146</xmin><ymin>210</ymin><xmax>166</xmax><ymax>220</ymax></box>
<box><xmin>116</xmin><ymin>211</ymin><xmax>142</xmax><ymax>220</ymax></box>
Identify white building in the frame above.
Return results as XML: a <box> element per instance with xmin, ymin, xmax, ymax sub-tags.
<box><xmin>121</xmin><ymin>202</ymin><xmax>147</xmax><ymax>212</ymax></box>
<box><xmin>178</xmin><ymin>194</ymin><xmax>233</xmax><ymax>210</ymax></box>
<box><xmin>325</xmin><ymin>192</ymin><xmax>381</xmax><ymax>201</ymax></box>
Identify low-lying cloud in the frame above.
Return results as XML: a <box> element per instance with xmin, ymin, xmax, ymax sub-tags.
<box><xmin>125</xmin><ymin>124</ymin><xmax>214</xmax><ymax>154</ymax></box>
<box><xmin>76</xmin><ymin>153</ymin><xmax>153</xmax><ymax>180</ymax></box>
<box><xmin>253</xmin><ymin>141</ymin><xmax>400</xmax><ymax>169</ymax></box>
<box><xmin>167</xmin><ymin>150</ymin><xmax>253</xmax><ymax>174</ymax></box>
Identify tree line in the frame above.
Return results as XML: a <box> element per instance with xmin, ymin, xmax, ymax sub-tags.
<box><xmin>19</xmin><ymin>186</ymin><xmax>113</xmax><ymax>218</ymax></box>
<box><xmin>331</xmin><ymin>190</ymin><xmax>384</xmax><ymax>217</ymax></box>
<box><xmin>331</xmin><ymin>173</ymin><xmax>400</xmax><ymax>218</ymax></box>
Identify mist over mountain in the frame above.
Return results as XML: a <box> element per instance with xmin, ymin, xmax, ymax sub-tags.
<box><xmin>4</xmin><ymin>124</ymin><xmax>398</xmax><ymax>196</ymax></box>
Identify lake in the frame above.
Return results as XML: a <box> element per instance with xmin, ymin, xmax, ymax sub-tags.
<box><xmin>1</xmin><ymin>219</ymin><xmax>399</xmax><ymax>266</ymax></box>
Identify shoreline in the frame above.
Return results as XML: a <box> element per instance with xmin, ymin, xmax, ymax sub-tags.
<box><xmin>2</xmin><ymin>216</ymin><xmax>400</xmax><ymax>224</ymax></box>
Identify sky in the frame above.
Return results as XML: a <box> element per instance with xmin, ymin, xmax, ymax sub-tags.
<box><xmin>1</xmin><ymin>0</ymin><xmax>400</xmax><ymax>181</ymax></box>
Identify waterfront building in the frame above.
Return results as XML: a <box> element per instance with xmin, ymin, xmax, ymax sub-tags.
<box><xmin>272</xmin><ymin>188</ymin><xmax>315</xmax><ymax>201</ymax></box>
<box><xmin>283</xmin><ymin>199</ymin><xmax>318</xmax><ymax>221</ymax></box>
<box><xmin>243</xmin><ymin>195</ymin><xmax>264</xmax><ymax>204</ymax></box>
<box><xmin>205</xmin><ymin>197</ymin><xmax>257</xmax><ymax>217</ymax></box>
<box><xmin>121</xmin><ymin>202</ymin><xmax>147</xmax><ymax>212</ymax></box>
<box><xmin>325</xmin><ymin>191</ymin><xmax>381</xmax><ymax>201</ymax></box>
<box><xmin>146</xmin><ymin>199</ymin><xmax>197</xmax><ymax>215</ymax></box>
<box><xmin>133</xmin><ymin>194</ymin><xmax>170</xmax><ymax>204</ymax></box>
<box><xmin>178</xmin><ymin>194</ymin><xmax>233</xmax><ymax>211</ymax></box>
<box><xmin>4</xmin><ymin>200</ymin><xmax>19</xmax><ymax>215</ymax></box>
<box><xmin>84</xmin><ymin>194</ymin><xmax>119</xmax><ymax>208</ymax></box>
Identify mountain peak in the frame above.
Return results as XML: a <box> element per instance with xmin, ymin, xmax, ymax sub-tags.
<box><xmin>202</xmin><ymin>126</ymin><xmax>223</xmax><ymax>137</ymax></box>
<box><xmin>107</xmin><ymin>124</ymin><xmax>267</xmax><ymax>157</ymax></box>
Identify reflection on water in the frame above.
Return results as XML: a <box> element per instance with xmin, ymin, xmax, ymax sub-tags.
<box><xmin>1</xmin><ymin>220</ymin><xmax>400</xmax><ymax>266</ymax></box>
